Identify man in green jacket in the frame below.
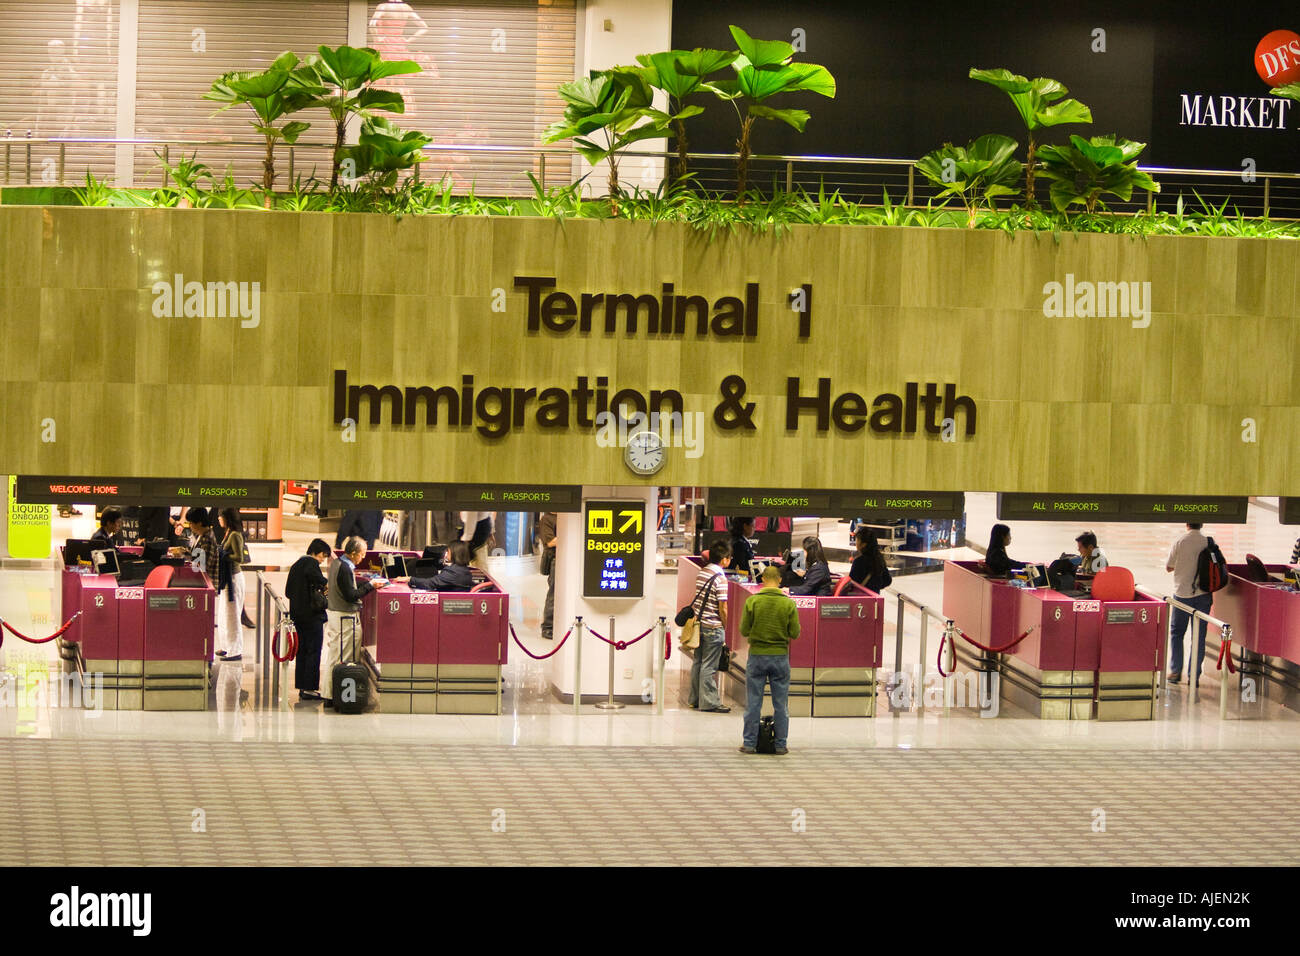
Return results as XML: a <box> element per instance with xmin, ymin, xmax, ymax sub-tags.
<box><xmin>738</xmin><ymin>565</ymin><xmax>801</xmax><ymax>754</ymax></box>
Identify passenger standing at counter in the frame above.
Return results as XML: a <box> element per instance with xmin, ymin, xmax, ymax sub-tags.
<box><xmin>90</xmin><ymin>507</ymin><xmax>123</xmax><ymax>550</ymax></box>
<box><xmin>287</xmin><ymin>538</ymin><xmax>332</xmax><ymax>701</ymax></box>
<box><xmin>985</xmin><ymin>524</ymin><xmax>1025</xmax><ymax>576</ymax></box>
<box><xmin>849</xmin><ymin>527</ymin><xmax>893</xmax><ymax>593</ymax></box>
<box><xmin>538</xmin><ymin>512</ymin><xmax>558</xmax><ymax>640</ymax></box>
<box><xmin>216</xmin><ymin>508</ymin><xmax>250</xmax><ymax>662</ymax></box>
<box><xmin>738</xmin><ymin>565</ymin><xmax>800</xmax><ymax>755</ymax></box>
<box><xmin>688</xmin><ymin>540</ymin><xmax>732</xmax><ymax>714</ymax></box>
<box><xmin>729</xmin><ymin>518</ymin><xmax>756</xmax><ymax>577</ymax></box>
<box><xmin>790</xmin><ymin>537</ymin><xmax>832</xmax><ymax>596</ymax></box>
<box><xmin>409</xmin><ymin>541</ymin><xmax>473</xmax><ymax>592</ymax></box>
<box><xmin>323</xmin><ymin>536</ymin><xmax>388</xmax><ymax>708</ymax></box>
<box><xmin>1166</xmin><ymin>523</ymin><xmax>1211</xmax><ymax>685</ymax></box>
<box><xmin>460</xmin><ymin>511</ymin><xmax>494</xmax><ymax>569</ymax></box>
<box><xmin>172</xmin><ymin>507</ymin><xmax>220</xmax><ymax>581</ymax></box>
<box><xmin>1075</xmin><ymin>532</ymin><xmax>1109</xmax><ymax>574</ymax></box>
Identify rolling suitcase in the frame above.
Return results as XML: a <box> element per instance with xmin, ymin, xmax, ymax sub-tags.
<box><xmin>756</xmin><ymin>716</ymin><xmax>777</xmax><ymax>754</ymax></box>
<box><xmin>331</xmin><ymin>615</ymin><xmax>369</xmax><ymax>714</ymax></box>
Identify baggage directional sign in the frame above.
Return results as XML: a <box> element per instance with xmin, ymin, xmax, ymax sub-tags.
<box><xmin>583</xmin><ymin>500</ymin><xmax>646</xmax><ymax>598</ymax></box>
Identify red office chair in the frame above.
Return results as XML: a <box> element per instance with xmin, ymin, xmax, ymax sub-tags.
<box><xmin>1090</xmin><ymin>566</ymin><xmax>1135</xmax><ymax>602</ymax></box>
<box><xmin>1244</xmin><ymin>554</ymin><xmax>1270</xmax><ymax>583</ymax></box>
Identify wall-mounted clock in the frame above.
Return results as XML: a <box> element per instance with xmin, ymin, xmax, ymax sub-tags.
<box><xmin>624</xmin><ymin>430</ymin><xmax>666</xmax><ymax>475</ymax></box>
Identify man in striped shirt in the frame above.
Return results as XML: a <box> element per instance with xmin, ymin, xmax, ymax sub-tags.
<box><xmin>688</xmin><ymin>540</ymin><xmax>732</xmax><ymax>713</ymax></box>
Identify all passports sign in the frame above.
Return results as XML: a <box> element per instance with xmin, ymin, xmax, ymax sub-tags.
<box><xmin>583</xmin><ymin>500</ymin><xmax>646</xmax><ymax>599</ymax></box>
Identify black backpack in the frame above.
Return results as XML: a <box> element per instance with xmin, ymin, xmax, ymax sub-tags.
<box><xmin>756</xmin><ymin>716</ymin><xmax>777</xmax><ymax>754</ymax></box>
<box><xmin>1194</xmin><ymin>537</ymin><xmax>1229</xmax><ymax>593</ymax></box>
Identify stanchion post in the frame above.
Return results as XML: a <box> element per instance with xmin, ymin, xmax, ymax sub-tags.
<box><xmin>942</xmin><ymin>620</ymin><xmax>956</xmax><ymax>716</ymax></box>
<box><xmin>1219</xmin><ymin>624</ymin><xmax>1231</xmax><ymax>721</ymax></box>
<box><xmin>573</xmin><ymin>616</ymin><xmax>583</xmax><ymax>716</ymax></box>
<box><xmin>917</xmin><ymin>614</ymin><xmax>928</xmax><ymax>718</ymax></box>
<box><xmin>272</xmin><ymin>609</ymin><xmax>281</xmax><ymax>702</ymax></box>
<box><xmin>893</xmin><ymin>594</ymin><xmax>905</xmax><ymax>718</ymax></box>
<box><xmin>596</xmin><ymin>615</ymin><xmax>624</xmax><ymax>710</ymax></box>
<box><xmin>656</xmin><ymin>616</ymin><xmax>666</xmax><ymax>716</ymax></box>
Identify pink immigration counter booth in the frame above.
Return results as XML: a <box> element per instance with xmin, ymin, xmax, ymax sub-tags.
<box><xmin>942</xmin><ymin>492</ymin><xmax>1252</xmax><ymax>719</ymax></box>
<box><xmin>1211</xmin><ymin>560</ymin><xmax>1300</xmax><ymax>713</ymax></box>
<box><xmin>316</xmin><ymin>480</ymin><xmax>586</xmax><ymax>715</ymax></box>
<box><xmin>673</xmin><ymin>488</ymin><xmax>964</xmax><ymax>717</ymax></box>
<box><xmin>56</xmin><ymin>542</ymin><xmax>216</xmax><ymax>711</ymax></box>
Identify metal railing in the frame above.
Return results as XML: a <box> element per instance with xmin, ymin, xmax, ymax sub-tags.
<box><xmin>6</xmin><ymin>133</ymin><xmax>1300</xmax><ymax>217</ymax></box>
<box><xmin>1137</xmin><ymin>587</ymin><xmax>1235</xmax><ymax>719</ymax></box>
<box><xmin>884</xmin><ymin>587</ymin><xmax>961</xmax><ymax>717</ymax></box>
<box><xmin>254</xmin><ymin>571</ymin><xmax>294</xmax><ymax>710</ymax></box>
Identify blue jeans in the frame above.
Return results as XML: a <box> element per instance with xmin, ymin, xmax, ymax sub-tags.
<box><xmin>743</xmin><ymin>654</ymin><xmax>790</xmax><ymax>749</ymax></box>
<box><xmin>1169</xmin><ymin>593</ymin><xmax>1213</xmax><ymax>679</ymax></box>
<box><xmin>688</xmin><ymin>625</ymin><xmax>725</xmax><ymax>710</ymax></box>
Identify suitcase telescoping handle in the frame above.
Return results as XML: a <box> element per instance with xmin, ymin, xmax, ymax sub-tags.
<box><xmin>344</xmin><ymin>613</ymin><xmax>360</xmax><ymax>664</ymax></box>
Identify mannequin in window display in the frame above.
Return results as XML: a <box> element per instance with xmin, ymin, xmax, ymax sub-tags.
<box><xmin>37</xmin><ymin>40</ymin><xmax>80</xmax><ymax>140</ymax></box>
<box><xmin>367</xmin><ymin>1</ymin><xmax>440</xmax><ymax>115</ymax></box>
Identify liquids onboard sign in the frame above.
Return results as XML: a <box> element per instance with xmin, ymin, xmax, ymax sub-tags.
<box><xmin>583</xmin><ymin>500</ymin><xmax>645</xmax><ymax>599</ymax></box>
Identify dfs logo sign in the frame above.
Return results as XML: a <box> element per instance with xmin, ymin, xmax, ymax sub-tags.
<box><xmin>1255</xmin><ymin>30</ymin><xmax>1300</xmax><ymax>87</ymax></box>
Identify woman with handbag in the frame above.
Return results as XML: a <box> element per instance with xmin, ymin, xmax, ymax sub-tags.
<box><xmin>216</xmin><ymin>508</ymin><xmax>250</xmax><ymax>661</ymax></box>
<box><xmin>286</xmin><ymin>538</ymin><xmax>332</xmax><ymax>701</ymax></box>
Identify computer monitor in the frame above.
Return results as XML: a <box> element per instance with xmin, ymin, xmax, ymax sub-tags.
<box><xmin>63</xmin><ymin>539</ymin><xmax>96</xmax><ymax>566</ymax></box>
<box><xmin>1025</xmin><ymin>564</ymin><xmax>1050</xmax><ymax>589</ymax></box>
<box><xmin>91</xmin><ymin>549</ymin><xmax>121</xmax><ymax>576</ymax></box>
<box><xmin>142</xmin><ymin>539</ymin><xmax>170</xmax><ymax>565</ymax></box>
<box><xmin>381</xmin><ymin>554</ymin><xmax>408</xmax><ymax>578</ymax></box>
<box><xmin>118</xmin><ymin>559</ymin><xmax>153</xmax><ymax>585</ymax></box>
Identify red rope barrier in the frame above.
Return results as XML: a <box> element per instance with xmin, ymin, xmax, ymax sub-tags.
<box><xmin>665</xmin><ymin>630</ymin><xmax>672</xmax><ymax>659</ymax></box>
<box><xmin>272</xmin><ymin>626</ymin><xmax>298</xmax><ymax>663</ymax></box>
<box><xmin>586</xmin><ymin>626</ymin><xmax>655</xmax><ymax>651</ymax></box>
<box><xmin>509</xmin><ymin>623</ymin><xmax>571</xmax><ymax>660</ymax></box>
<box><xmin>1216</xmin><ymin>638</ymin><xmax>1237</xmax><ymax>674</ymax></box>
<box><xmin>954</xmin><ymin>625</ymin><xmax>1037</xmax><ymax>655</ymax></box>
<box><xmin>0</xmin><ymin>611</ymin><xmax>83</xmax><ymax>644</ymax></box>
<box><xmin>937</xmin><ymin>633</ymin><xmax>950</xmax><ymax>678</ymax></box>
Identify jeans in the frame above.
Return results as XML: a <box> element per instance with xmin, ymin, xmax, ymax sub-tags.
<box><xmin>1169</xmin><ymin>592</ymin><xmax>1213</xmax><ymax>679</ymax></box>
<box><xmin>743</xmin><ymin>654</ymin><xmax>790</xmax><ymax>749</ymax></box>
<box><xmin>688</xmin><ymin>625</ymin><xmax>725</xmax><ymax>710</ymax></box>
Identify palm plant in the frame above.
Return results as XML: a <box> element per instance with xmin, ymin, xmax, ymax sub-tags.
<box><xmin>204</xmin><ymin>51</ymin><xmax>323</xmax><ymax>194</ymax></box>
<box><xmin>543</xmin><ymin>69</ymin><xmax>670</xmax><ymax>215</ymax></box>
<box><xmin>968</xmin><ymin>68</ymin><xmax>1092</xmax><ymax>207</ymax></box>
<box><xmin>336</xmin><ymin>115</ymin><xmax>431</xmax><ymax>189</ymax></box>
<box><xmin>1034</xmin><ymin>134</ymin><xmax>1159</xmax><ymax>214</ymax></box>
<box><xmin>916</xmin><ymin>134</ymin><xmax>1023</xmax><ymax>227</ymax></box>
<box><xmin>705</xmin><ymin>25</ymin><xmax>835</xmax><ymax>202</ymax></box>
<box><xmin>627</xmin><ymin>49</ymin><xmax>736</xmax><ymax>181</ymax></box>
<box><xmin>302</xmin><ymin>45</ymin><xmax>421</xmax><ymax>188</ymax></box>
<box><xmin>151</xmin><ymin>150</ymin><xmax>212</xmax><ymax>208</ymax></box>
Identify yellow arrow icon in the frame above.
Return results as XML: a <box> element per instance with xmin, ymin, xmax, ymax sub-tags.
<box><xmin>618</xmin><ymin>510</ymin><xmax>643</xmax><ymax>534</ymax></box>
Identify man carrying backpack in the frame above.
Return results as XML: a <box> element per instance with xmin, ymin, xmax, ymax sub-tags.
<box><xmin>1165</xmin><ymin>522</ymin><xmax>1213</xmax><ymax>684</ymax></box>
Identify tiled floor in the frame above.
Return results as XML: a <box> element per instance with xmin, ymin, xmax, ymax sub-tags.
<box><xmin>2</xmin><ymin>494</ymin><xmax>1297</xmax><ymax>864</ymax></box>
<box><xmin>1</xmin><ymin>739</ymin><xmax>1296</xmax><ymax>866</ymax></box>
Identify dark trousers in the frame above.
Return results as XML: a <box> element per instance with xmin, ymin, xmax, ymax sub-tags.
<box><xmin>293</xmin><ymin>614</ymin><xmax>326</xmax><ymax>691</ymax></box>
<box><xmin>542</xmin><ymin>549</ymin><xmax>556</xmax><ymax>638</ymax></box>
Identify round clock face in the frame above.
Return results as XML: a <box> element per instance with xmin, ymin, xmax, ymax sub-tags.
<box><xmin>624</xmin><ymin>430</ymin><xmax>666</xmax><ymax>475</ymax></box>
